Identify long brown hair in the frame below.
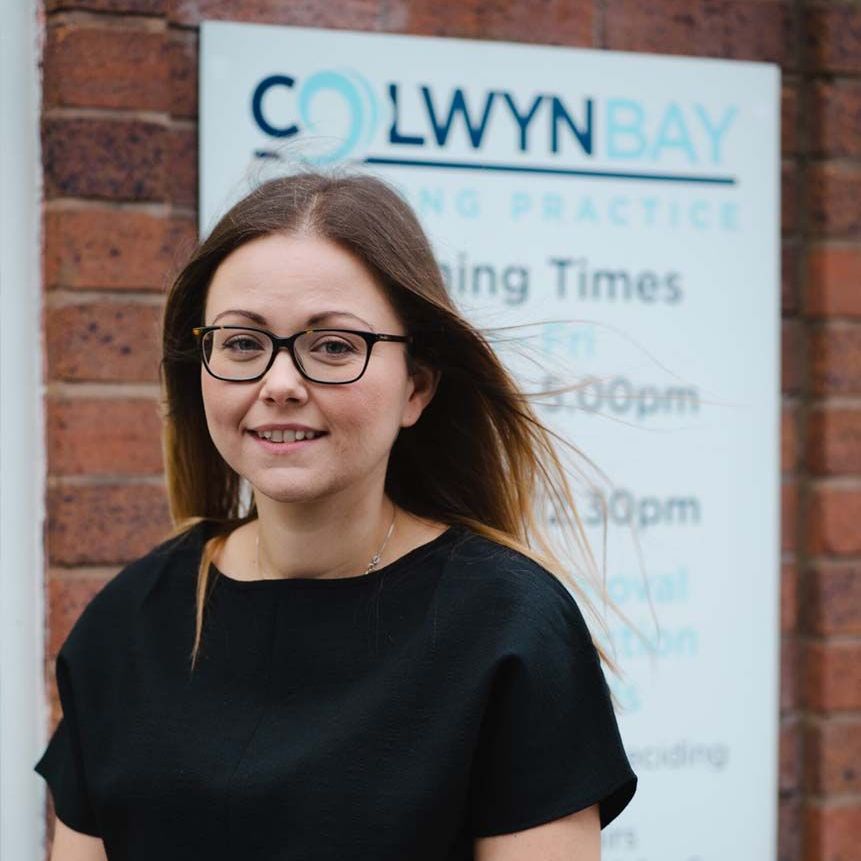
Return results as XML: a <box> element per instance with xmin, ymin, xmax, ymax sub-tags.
<box><xmin>161</xmin><ymin>168</ymin><xmax>640</xmax><ymax>696</ymax></box>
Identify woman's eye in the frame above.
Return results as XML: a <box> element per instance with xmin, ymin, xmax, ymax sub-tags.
<box><xmin>223</xmin><ymin>337</ymin><xmax>264</xmax><ymax>352</ymax></box>
<box><xmin>314</xmin><ymin>339</ymin><xmax>357</xmax><ymax>355</ymax></box>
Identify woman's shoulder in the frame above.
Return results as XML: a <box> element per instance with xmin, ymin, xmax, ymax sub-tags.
<box><xmin>435</xmin><ymin>527</ymin><xmax>600</xmax><ymax>670</ymax></box>
<box><xmin>445</xmin><ymin>527</ymin><xmax>592</xmax><ymax>629</ymax></box>
<box><xmin>59</xmin><ymin>521</ymin><xmax>209</xmax><ymax>659</ymax></box>
<box><xmin>97</xmin><ymin>519</ymin><xmax>208</xmax><ymax>604</ymax></box>
<box><xmin>447</xmin><ymin>527</ymin><xmax>577</xmax><ymax>597</ymax></box>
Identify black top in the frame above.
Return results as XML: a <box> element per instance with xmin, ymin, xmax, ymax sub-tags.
<box><xmin>34</xmin><ymin>520</ymin><xmax>637</xmax><ymax>860</ymax></box>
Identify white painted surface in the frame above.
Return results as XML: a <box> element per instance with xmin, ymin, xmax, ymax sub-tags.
<box><xmin>0</xmin><ymin>0</ymin><xmax>47</xmax><ymax>858</ymax></box>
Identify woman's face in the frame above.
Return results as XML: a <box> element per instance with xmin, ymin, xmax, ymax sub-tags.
<box><xmin>201</xmin><ymin>231</ymin><xmax>437</xmax><ymax>506</ymax></box>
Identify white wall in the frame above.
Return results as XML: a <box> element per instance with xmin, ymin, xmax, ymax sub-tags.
<box><xmin>0</xmin><ymin>0</ymin><xmax>47</xmax><ymax>857</ymax></box>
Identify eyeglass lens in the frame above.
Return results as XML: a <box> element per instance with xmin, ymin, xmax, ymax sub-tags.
<box><xmin>201</xmin><ymin>328</ymin><xmax>368</xmax><ymax>382</ymax></box>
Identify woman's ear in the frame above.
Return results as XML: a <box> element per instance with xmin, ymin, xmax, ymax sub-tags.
<box><xmin>401</xmin><ymin>360</ymin><xmax>441</xmax><ymax>429</ymax></box>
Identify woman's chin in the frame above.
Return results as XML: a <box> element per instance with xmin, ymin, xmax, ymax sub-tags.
<box><xmin>249</xmin><ymin>478</ymin><xmax>332</xmax><ymax>506</ymax></box>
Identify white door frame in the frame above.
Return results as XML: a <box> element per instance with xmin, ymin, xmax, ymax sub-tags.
<box><xmin>0</xmin><ymin>0</ymin><xmax>46</xmax><ymax>857</ymax></box>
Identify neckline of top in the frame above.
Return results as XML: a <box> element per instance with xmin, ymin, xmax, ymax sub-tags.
<box><xmin>208</xmin><ymin>524</ymin><xmax>464</xmax><ymax>590</ymax></box>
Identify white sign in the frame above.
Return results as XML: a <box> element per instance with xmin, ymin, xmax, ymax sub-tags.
<box><xmin>201</xmin><ymin>21</ymin><xmax>780</xmax><ymax>861</ymax></box>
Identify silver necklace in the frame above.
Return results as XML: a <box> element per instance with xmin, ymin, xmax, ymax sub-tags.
<box><xmin>255</xmin><ymin>505</ymin><xmax>397</xmax><ymax>581</ymax></box>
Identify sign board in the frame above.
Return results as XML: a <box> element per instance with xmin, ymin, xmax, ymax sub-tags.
<box><xmin>201</xmin><ymin>21</ymin><xmax>781</xmax><ymax>861</ymax></box>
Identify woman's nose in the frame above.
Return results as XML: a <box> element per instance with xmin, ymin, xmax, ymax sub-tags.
<box><xmin>258</xmin><ymin>348</ymin><xmax>309</xmax><ymax>404</ymax></box>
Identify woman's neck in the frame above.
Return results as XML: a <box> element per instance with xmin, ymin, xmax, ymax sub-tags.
<box><xmin>253</xmin><ymin>491</ymin><xmax>398</xmax><ymax>581</ymax></box>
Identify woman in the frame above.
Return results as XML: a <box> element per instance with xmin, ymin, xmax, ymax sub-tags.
<box><xmin>35</xmin><ymin>170</ymin><xmax>637</xmax><ymax>860</ymax></box>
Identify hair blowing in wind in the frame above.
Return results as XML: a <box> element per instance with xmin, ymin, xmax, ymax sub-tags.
<box><xmin>160</xmin><ymin>169</ymin><xmax>644</xmax><ymax>698</ymax></box>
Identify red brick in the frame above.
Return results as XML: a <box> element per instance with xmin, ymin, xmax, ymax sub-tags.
<box><xmin>805</xmin><ymin>244</ymin><xmax>861</xmax><ymax>318</ymax></box>
<box><xmin>782</xmin><ymin>161</ymin><xmax>798</xmax><ymax>234</ymax></box>
<box><xmin>805</xmin><ymin>719</ymin><xmax>861</xmax><ymax>795</ymax></box>
<box><xmin>393</xmin><ymin>0</ymin><xmax>594</xmax><ymax>46</ymax></box>
<box><xmin>807</xmin><ymin>484</ymin><xmax>861</xmax><ymax>555</ymax></box>
<box><xmin>781</xmin><ymin>81</ymin><xmax>799</xmax><ymax>157</ymax></box>
<box><xmin>47</xmin><ymin>482</ymin><xmax>171</xmax><ymax>565</ymax></box>
<box><xmin>782</xmin><ymin>403</ymin><xmax>800</xmax><ymax>473</ymax></box>
<box><xmin>811</xmin><ymin>323</ymin><xmax>861</xmax><ymax>395</ymax></box>
<box><xmin>781</xmin><ymin>636</ymin><xmax>800</xmax><ymax>712</ymax></box>
<box><xmin>45</xmin><ymin>209</ymin><xmax>196</xmax><ymax>291</ymax></box>
<box><xmin>782</xmin><ymin>241</ymin><xmax>799</xmax><ymax>315</ymax></box>
<box><xmin>805</xmin><ymin>3</ymin><xmax>861</xmax><ymax>74</ymax></box>
<box><xmin>807</xmin><ymin>406</ymin><xmax>861</xmax><ymax>475</ymax></box>
<box><xmin>169</xmin><ymin>0</ymin><xmax>385</xmax><ymax>29</ymax></box>
<box><xmin>810</xmin><ymin>79</ymin><xmax>861</xmax><ymax>158</ymax></box>
<box><xmin>807</xmin><ymin>163</ymin><xmax>861</xmax><ymax>238</ymax></box>
<box><xmin>782</xmin><ymin>480</ymin><xmax>798</xmax><ymax>553</ymax></box>
<box><xmin>603</xmin><ymin>0</ymin><xmax>796</xmax><ymax>67</ymax></box>
<box><xmin>782</xmin><ymin>561</ymin><xmax>798</xmax><ymax>634</ymax></box>
<box><xmin>803</xmin><ymin>802</ymin><xmax>861</xmax><ymax>861</ymax></box>
<box><xmin>46</xmin><ymin>0</ymin><xmax>165</xmax><ymax>12</ymax></box>
<box><xmin>47</xmin><ymin>398</ymin><xmax>164</xmax><ymax>476</ymax></box>
<box><xmin>43</xmin><ymin>117</ymin><xmax>168</xmax><ymax>202</ymax></box>
<box><xmin>782</xmin><ymin>319</ymin><xmax>803</xmax><ymax>395</ymax></box>
<box><xmin>46</xmin><ymin>301</ymin><xmax>163</xmax><ymax>382</ymax></box>
<box><xmin>167</xmin><ymin>125</ymin><xmax>197</xmax><ymax>208</ymax></box>
<box><xmin>780</xmin><ymin>717</ymin><xmax>801</xmax><ymax>792</ymax></box>
<box><xmin>44</xmin><ymin>573</ymin><xmax>110</xmax><ymax>662</ymax></box>
<box><xmin>44</xmin><ymin>24</ymin><xmax>168</xmax><ymax>112</ymax></box>
<box><xmin>804</xmin><ymin>640</ymin><xmax>861</xmax><ymax>712</ymax></box>
<box><xmin>778</xmin><ymin>795</ymin><xmax>802</xmax><ymax>861</ymax></box>
<box><xmin>805</xmin><ymin>564</ymin><xmax>861</xmax><ymax>637</ymax></box>
<box><xmin>168</xmin><ymin>28</ymin><xmax>197</xmax><ymax>119</ymax></box>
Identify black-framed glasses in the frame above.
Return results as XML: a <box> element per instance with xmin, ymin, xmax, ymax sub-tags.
<box><xmin>191</xmin><ymin>325</ymin><xmax>413</xmax><ymax>384</ymax></box>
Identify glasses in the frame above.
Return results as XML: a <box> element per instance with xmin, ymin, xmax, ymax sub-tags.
<box><xmin>192</xmin><ymin>325</ymin><xmax>413</xmax><ymax>384</ymax></box>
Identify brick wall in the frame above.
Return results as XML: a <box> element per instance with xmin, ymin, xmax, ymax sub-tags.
<box><xmin>792</xmin><ymin>5</ymin><xmax>861</xmax><ymax>861</ymax></box>
<box><xmin>37</xmin><ymin>1</ymin><xmax>860</xmax><ymax>858</ymax></box>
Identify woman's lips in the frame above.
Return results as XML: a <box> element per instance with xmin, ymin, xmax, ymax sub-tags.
<box><xmin>247</xmin><ymin>430</ymin><xmax>327</xmax><ymax>453</ymax></box>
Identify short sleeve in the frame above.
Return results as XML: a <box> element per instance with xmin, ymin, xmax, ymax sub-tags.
<box><xmin>34</xmin><ymin>651</ymin><xmax>101</xmax><ymax>837</ymax></box>
<box><xmin>468</xmin><ymin>578</ymin><xmax>637</xmax><ymax>837</ymax></box>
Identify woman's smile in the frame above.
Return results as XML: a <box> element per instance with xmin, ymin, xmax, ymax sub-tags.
<box><xmin>246</xmin><ymin>428</ymin><xmax>328</xmax><ymax>454</ymax></box>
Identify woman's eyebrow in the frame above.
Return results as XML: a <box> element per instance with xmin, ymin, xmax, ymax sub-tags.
<box><xmin>210</xmin><ymin>309</ymin><xmax>374</xmax><ymax>329</ymax></box>
<box><xmin>211</xmin><ymin>308</ymin><xmax>267</xmax><ymax>325</ymax></box>
<box><xmin>306</xmin><ymin>310</ymin><xmax>374</xmax><ymax>330</ymax></box>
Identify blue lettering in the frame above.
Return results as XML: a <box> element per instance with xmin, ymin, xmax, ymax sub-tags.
<box><xmin>606</xmin><ymin>99</ymin><xmax>646</xmax><ymax>159</ymax></box>
<box><xmin>511</xmin><ymin>192</ymin><xmax>531</xmax><ymax>219</ymax></box>
<box><xmin>609</xmin><ymin>197</ymin><xmax>629</xmax><ymax>226</ymax></box>
<box><xmin>695</xmin><ymin>104</ymin><xmax>737</xmax><ymax>164</ymax></box>
<box><xmin>501</xmin><ymin>93</ymin><xmax>544</xmax><ymax>152</ymax></box>
<box><xmin>251</xmin><ymin>75</ymin><xmax>298</xmax><ymax>138</ymax></box>
<box><xmin>421</xmin><ymin>86</ymin><xmax>496</xmax><ymax>148</ymax></box>
<box><xmin>690</xmin><ymin>200</ymin><xmax>708</xmax><ymax>229</ymax></box>
<box><xmin>418</xmin><ymin>187</ymin><xmax>443</xmax><ymax>215</ymax></box>
<box><xmin>721</xmin><ymin>202</ymin><xmax>739</xmax><ymax>230</ymax></box>
<box><xmin>642</xmin><ymin>197</ymin><xmax>658</xmax><ymax>226</ymax></box>
<box><xmin>542</xmin><ymin>194</ymin><xmax>563</xmax><ymax>221</ymax></box>
<box><xmin>388</xmin><ymin>83</ymin><xmax>425</xmax><ymax>146</ymax></box>
<box><xmin>550</xmin><ymin>97</ymin><xmax>593</xmax><ymax>155</ymax></box>
<box><xmin>456</xmin><ymin>189</ymin><xmax>480</xmax><ymax>217</ymax></box>
<box><xmin>650</xmin><ymin>102</ymin><xmax>697</xmax><ymax>163</ymax></box>
<box><xmin>574</xmin><ymin>196</ymin><xmax>598</xmax><ymax>223</ymax></box>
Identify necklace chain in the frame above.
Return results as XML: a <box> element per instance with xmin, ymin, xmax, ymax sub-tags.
<box><xmin>255</xmin><ymin>505</ymin><xmax>397</xmax><ymax>581</ymax></box>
